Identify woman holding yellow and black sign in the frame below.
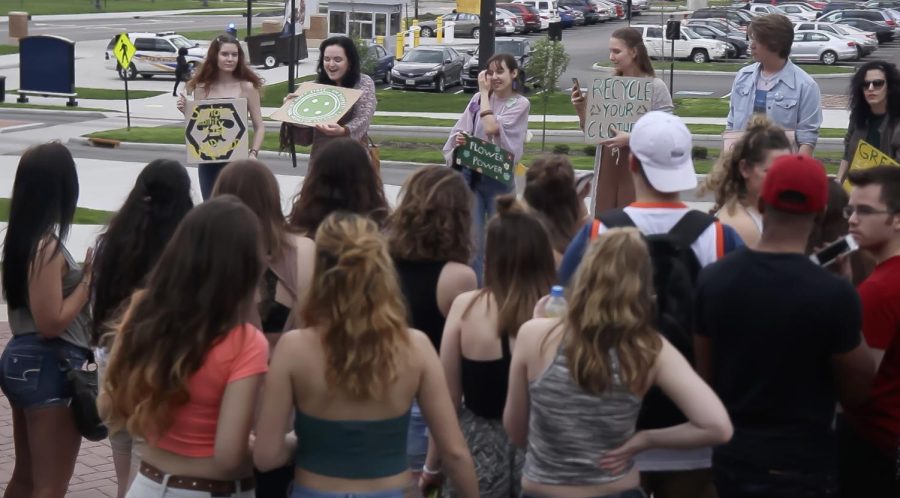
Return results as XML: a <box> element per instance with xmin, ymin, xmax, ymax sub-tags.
<box><xmin>838</xmin><ymin>61</ymin><xmax>900</xmax><ymax>183</ymax></box>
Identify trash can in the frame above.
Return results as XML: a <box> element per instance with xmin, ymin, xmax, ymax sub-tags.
<box><xmin>548</xmin><ymin>21</ymin><xmax>562</xmax><ymax>42</ymax></box>
<box><xmin>8</xmin><ymin>12</ymin><xmax>29</xmax><ymax>42</ymax></box>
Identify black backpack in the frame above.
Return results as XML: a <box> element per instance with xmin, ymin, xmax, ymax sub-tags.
<box><xmin>593</xmin><ymin>208</ymin><xmax>716</xmax><ymax>429</ymax></box>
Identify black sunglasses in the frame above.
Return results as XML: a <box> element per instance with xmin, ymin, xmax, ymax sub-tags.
<box><xmin>862</xmin><ymin>79</ymin><xmax>887</xmax><ymax>90</ymax></box>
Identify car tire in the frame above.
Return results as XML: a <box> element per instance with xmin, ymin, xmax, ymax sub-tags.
<box><xmin>472</xmin><ymin>28</ymin><xmax>480</xmax><ymax>39</ymax></box>
<box><xmin>383</xmin><ymin>66</ymin><xmax>391</xmax><ymax>84</ymax></box>
<box><xmin>691</xmin><ymin>49</ymin><xmax>709</xmax><ymax>64</ymax></box>
<box><xmin>263</xmin><ymin>54</ymin><xmax>279</xmax><ymax>69</ymax></box>
<box><xmin>421</xmin><ymin>27</ymin><xmax>433</xmax><ymax>37</ymax></box>
<box><xmin>435</xmin><ymin>76</ymin><xmax>446</xmax><ymax>93</ymax></box>
<box><xmin>821</xmin><ymin>50</ymin><xmax>837</xmax><ymax>65</ymax></box>
<box><xmin>118</xmin><ymin>63</ymin><xmax>137</xmax><ymax>81</ymax></box>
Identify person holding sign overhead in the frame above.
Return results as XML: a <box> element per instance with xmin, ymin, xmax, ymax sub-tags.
<box><xmin>725</xmin><ymin>15</ymin><xmax>821</xmax><ymax>156</ymax></box>
<box><xmin>838</xmin><ymin>61</ymin><xmax>900</xmax><ymax>183</ymax></box>
<box><xmin>442</xmin><ymin>53</ymin><xmax>531</xmax><ymax>283</ymax></box>
<box><xmin>571</xmin><ymin>27</ymin><xmax>673</xmax><ymax>212</ymax></box>
<box><xmin>176</xmin><ymin>34</ymin><xmax>265</xmax><ymax>200</ymax></box>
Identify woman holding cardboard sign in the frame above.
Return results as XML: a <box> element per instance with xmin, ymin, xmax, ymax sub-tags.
<box><xmin>176</xmin><ymin>33</ymin><xmax>265</xmax><ymax>200</ymax></box>
<box><xmin>571</xmin><ymin>27</ymin><xmax>673</xmax><ymax>212</ymax></box>
<box><xmin>442</xmin><ymin>53</ymin><xmax>531</xmax><ymax>283</ymax></box>
<box><xmin>838</xmin><ymin>60</ymin><xmax>900</xmax><ymax>183</ymax></box>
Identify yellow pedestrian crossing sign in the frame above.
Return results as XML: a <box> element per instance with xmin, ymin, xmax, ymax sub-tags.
<box><xmin>114</xmin><ymin>33</ymin><xmax>136</xmax><ymax>69</ymax></box>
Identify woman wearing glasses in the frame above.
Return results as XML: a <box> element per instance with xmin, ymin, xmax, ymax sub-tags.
<box><xmin>839</xmin><ymin>61</ymin><xmax>900</xmax><ymax>183</ymax></box>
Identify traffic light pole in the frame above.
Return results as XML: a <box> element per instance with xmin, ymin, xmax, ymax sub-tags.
<box><xmin>289</xmin><ymin>0</ymin><xmax>298</xmax><ymax>168</ymax></box>
<box><xmin>478</xmin><ymin>0</ymin><xmax>496</xmax><ymax>72</ymax></box>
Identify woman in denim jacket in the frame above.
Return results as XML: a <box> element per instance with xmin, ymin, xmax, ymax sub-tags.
<box><xmin>725</xmin><ymin>15</ymin><xmax>822</xmax><ymax>156</ymax></box>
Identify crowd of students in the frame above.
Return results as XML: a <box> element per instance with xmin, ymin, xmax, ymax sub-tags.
<box><xmin>1</xmin><ymin>14</ymin><xmax>899</xmax><ymax>498</ymax></box>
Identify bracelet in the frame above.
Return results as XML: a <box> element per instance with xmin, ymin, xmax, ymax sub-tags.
<box><xmin>422</xmin><ymin>464</ymin><xmax>442</xmax><ymax>475</ymax></box>
<box><xmin>479</xmin><ymin>109</ymin><xmax>494</xmax><ymax>118</ymax></box>
<box><xmin>249</xmin><ymin>148</ymin><xmax>259</xmax><ymax>155</ymax></box>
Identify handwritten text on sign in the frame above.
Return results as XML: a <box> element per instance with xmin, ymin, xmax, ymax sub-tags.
<box><xmin>843</xmin><ymin>139</ymin><xmax>900</xmax><ymax>192</ymax></box>
<box><xmin>454</xmin><ymin>135</ymin><xmax>514</xmax><ymax>184</ymax></box>
<box><xmin>584</xmin><ymin>76</ymin><xmax>653</xmax><ymax>144</ymax></box>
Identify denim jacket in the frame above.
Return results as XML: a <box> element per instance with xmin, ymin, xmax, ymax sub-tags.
<box><xmin>726</xmin><ymin>61</ymin><xmax>822</xmax><ymax>147</ymax></box>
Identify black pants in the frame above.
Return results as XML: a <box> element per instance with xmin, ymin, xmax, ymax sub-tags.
<box><xmin>714</xmin><ymin>455</ymin><xmax>837</xmax><ymax>498</ymax></box>
<box><xmin>254</xmin><ymin>465</ymin><xmax>294</xmax><ymax>498</ymax></box>
<box><xmin>173</xmin><ymin>72</ymin><xmax>185</xmax><ymax>96</ymax></box>
<box><xmin>837</xmin><ymin>416</ymin><xmax>900</xmax><ymax>498</ymax></box>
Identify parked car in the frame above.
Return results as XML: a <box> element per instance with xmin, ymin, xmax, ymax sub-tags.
<box><xmin>591</xmin><ymin>0</ymin><xmax>621</xmax><ymax>19</ymax></box>
<box><xmin>558</xmin><ymin>6</ymin><xmax>578</xmax><ymax>27</ymax></box>
<box><xmin>818</xmin><ymin>9</ymin><xmax>898</xmax><ymax>27</ymax></box>
<box><xmin>362</xmin><ymin>43</ymin><xmax>395</xmax><ymax>84</ymax></box>
<box><xmin>498</xmin><ymin>2</ymin><xmax>544</xmax><ymax>32</ymax></box>
<box><xmin>835</xmin><ymin>23</ymin><xmax>881</xmax><ymax>54</ymax></box>
<box><xmin>558</xmin><ymin>0</ymin><xmax>601</xmax><ymax>23</ymax></box>
<box><xmin>863</xmin><ymin>0</ymin><xmax>900</xmax><ymax>9</ymax></box>
<box><xmin>790</xmin><ymin>30</ymin><xmax>858</xmax><ymax>64</ymax></box>
<box><xmin>690</xmin><ymin>8</ymin><xmax>756</xmax><ymax>29</ymax></box>
<box><xmin>389</xmin><ymin>46</ymin><xmax>467</xmax><ymax>92</ymax></box>
<box><xmin>462</xmin><ymin>38</ymin><xmax>532</xmax><ymax>92</ymax></box>
<box><xmin>775</xmin><ymin>0</ymin><xmax>827</xmax><ymax>9</ymax></box>
<box><xmin>418</xmin><ymin>12</ymin><xmax>480</xmax><ymax>38</ymax></box>
<box><xmin>634</xmin><ymin>24</ymin><xmax>730</xmax><ymax>62</ymax></box>
<box><xmin>685</xmin><ymin>23</ymin><xmax>750</xmax><ymax>57</ymax></box>
<box><xmin>514</xmin><ymin>0</ymin><xmax>562</xmax><ymax>27</ymax></box>
<box><xmin>497</xmin><ymin>8</ymin><xmax>526</xmax><ymax>34</ymax></box>
<box><xmin>744</xmin><ymin>3</ymin><xmax>806</xmax><ymax>20</ymax></box>
<box><xmin>837</xmin><ymin>17</ymin><xmax>896</xmax><ymax>41</ymax></box>
<box><xmin>793</xmin><ymin>21</ymin><xmax>877</xmax><ymax>56</ymax></box>
<box><xmin>819</xmin><ymin>2</ymin><xmax>860</xmax><ymax>16</ymax></box>
<box><xmin>105</xmin><ymin>32</ymin><xmax>205</xmax><ymax>80</ymax></box>
<box><xmin>776</xmin><ymin>3</ymin><xmax>819</xmax><ymax>20</ymax></box>
<box><xmin>685</xmin><ymin>17</ymin><xmax>747</xmax><ymax>34</ymax></box>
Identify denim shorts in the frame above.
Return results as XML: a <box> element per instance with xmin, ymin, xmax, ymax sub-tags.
<box><xmin>289</xmin><ymin>483</ymin><xmax>410</xmax><ymax>498</ymax></box>
<box><xmin>406</xmin><ymin>400</ymin><xmax>428</xmax><ymax>470</ymax></box>
<box><xmin>0</xmin><ymin>333</ymin><xmax>90</xmax><ymax>410</ymax></box>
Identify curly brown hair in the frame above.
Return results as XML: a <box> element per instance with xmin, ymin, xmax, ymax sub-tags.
<box><xmin>387</xmin><ymin>166</ymin><xmax>473</xmax><ymax>263</ymax></box>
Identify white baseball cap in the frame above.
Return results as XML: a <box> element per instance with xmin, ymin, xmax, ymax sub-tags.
<box><xmin>629</xmin><ymin>111</ymin><xmax>697</xmax><ymax>193</ymax></box>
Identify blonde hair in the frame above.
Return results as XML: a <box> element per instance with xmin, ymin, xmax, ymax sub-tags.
<box><xmin>564</xmin><ymin>227</ymin><xmax>662</xmax><ymax>394</ymax></box>
<box><xmin>701</xmin><ymin>115</ymin><xmax>791</xmax><ymax>213</ymax></box>
<box><xmin>301</xmin><ymin>212</ymin><xmax>411</xmax><ymax>399</ymax></box>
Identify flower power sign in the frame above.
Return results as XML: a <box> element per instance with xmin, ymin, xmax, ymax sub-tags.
<box><xmin>454</xmin><ymin>135</ymin><xmax>515</xmax><ymax>184</ymax></box>
<box><xmin>584</xmin><ymin>76</ymin><xmax>653</xmax><ymax>144</ymax></box>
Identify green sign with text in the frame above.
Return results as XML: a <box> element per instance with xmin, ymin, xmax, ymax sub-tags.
<box><xmin>454</xmin><ymin>135</ymin><xmax>514</xmax><ymax>184</ymax></box>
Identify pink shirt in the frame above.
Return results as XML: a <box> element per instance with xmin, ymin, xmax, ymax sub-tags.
<box><xmin>153</xmin><ymin>324</ymin><xmax>268</xmax><ymax>457</ymax></box>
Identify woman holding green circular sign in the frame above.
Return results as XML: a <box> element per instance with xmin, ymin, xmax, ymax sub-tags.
<box><xmin>442</xmin><ymin>53</ymin><xmax>531</xmax><ymax>283</ymax></box>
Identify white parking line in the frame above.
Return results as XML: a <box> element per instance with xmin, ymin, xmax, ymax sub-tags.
<box><xmin>676</xmin><ymin>91</ymin><xmax>714</xmax><ymax>96</ymax></box>
<box><xmin>454</xmin><ymin>89</ymin><xmax>463</xmax><ymax>94</ymax></box>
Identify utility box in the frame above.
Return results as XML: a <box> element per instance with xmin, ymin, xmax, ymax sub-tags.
<box><xmin>8</xmin><ymin>12</ymin><xmax>29</xmax><ymax>44</ymax></box>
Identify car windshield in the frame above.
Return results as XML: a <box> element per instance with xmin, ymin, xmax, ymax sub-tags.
<box><xmin>682</xmin><ymin>27</ymin><xmax>700</xmax><ymax>39</ymax></box>
<box><xmin>403</xmin><ymin>50</ymin><xmax>443</xmax><ymax>63</ymax></box>
<box><xmin>699</xmin><ymin>24</ymin><xmax>726</xmax><ymax>36</ymax></box>
<box><xmin>170</xmin><ymin>36</ymin><xmax>195</xmax><ymax>49</ymax></box>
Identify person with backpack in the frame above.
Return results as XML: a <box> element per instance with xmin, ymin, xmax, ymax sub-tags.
<box><xmin>694</xmin><ymin>155</ymin><xmax>877</xmax><ymax>498</ymax></box>
<box><xmin>558</xmin><ymin>111</ymin><xmax>744</xmax><ymax>498</ymax></box>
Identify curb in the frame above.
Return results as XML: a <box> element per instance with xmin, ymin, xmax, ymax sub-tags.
<box><xmin>591</xmin><ymin>63</ymin><xmax>853</xmax><ymax>79</ymax></box>
<box><xmin>0</xmin><ymin>107</ymin><xmax>109</xmax><ymax>118</ymax></box>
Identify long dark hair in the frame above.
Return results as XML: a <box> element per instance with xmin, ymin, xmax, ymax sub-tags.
<box><xmin>91</xmin><ymin>159</ymin><xmax>194</xmax><ymax>346</ymax></box>
<box><xmin>849</xmin><ymin>60</ymin><xmax>900</xmax><ymax>128</ymax></box>
<box><xmin>316</xmin><ymin>36</ymin><xmax>361</xmax><ymax>89</ymax></box>
<box><xmin>2</xmin><ymin>142</ymin><xmax>78</xmax><ymax>309</ymax></box>
<box><xmin>188</xmin><ymin>33</ymin><xmax>263</xmax><ymax>93</ymax></box>
<box><xmin>100</xmin><ymin>196</ymin><xmax>264</xmax><ymax>438</ymax></box>
<box><xmin>611</xmin><ymin>27</ymin><xmax>655</xmax><ymax>78</ymax></box>
<box><xmin>288</xmin><ymin>138</ymin><xmax>389</xmax><ymax>236</ymax></box>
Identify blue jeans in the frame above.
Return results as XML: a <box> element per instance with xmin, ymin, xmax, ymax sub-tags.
<box><xmin>199</xmin><ymin>162</ymin><xmax>227</xmax><ymax>200</ymax></box>
<box><xmin>463</xmin><ymin>168</ymin><xmax>514</xmax><ymax>284</ymax></box>
<box><xmin>714</xmin><ymin>458</ymin><xmax>837</xmax><ymax>498</ymax></box>
<box><xmin>406</xmin><ymin>401</ymin><xmax>428</xmax><ymax>471</ymax></box>
<box><xmin>0</xmin><ymin>333</ymin><xmax>90</xmax><ymax>409</ymax></box>
<box><xmin>289</xmin><ymin>484</ymin><xmax>408</xmax><ymax>498</ymax></box>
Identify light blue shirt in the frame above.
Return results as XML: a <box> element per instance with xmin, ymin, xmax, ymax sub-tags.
<box><xmin>726</xmin><ymin>61</ymin><xmax>822</xmax><ymax>147</ymax></box>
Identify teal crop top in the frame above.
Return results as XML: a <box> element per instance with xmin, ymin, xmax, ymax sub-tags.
<box><xmin>294</xmin><ymin>409</ymin><xmax>411</xmax><ymax>479</ymax></box>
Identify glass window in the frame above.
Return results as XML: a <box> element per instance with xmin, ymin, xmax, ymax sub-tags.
<box><xmin>351</xmin><ymin>12</ymin><xmax>372</xmax><ymax>21</ymax></box>
<box><xmin>134</xmin><ymin>38</ymin><xmax>156</xmax><ymax>51</ymax></box>
<box><xmin>376</xmin><ymin>13</ymin><xmax>387</xmax><ymax>36</ymax></box>
<box><xmin>376</xmin><ymin>45</ymin><xmax>386</xmax><ymax>57</ymax></box>
<box><xmin>330</xmin><ymin>11</ymin><xmax>347</xmax><ymax>34</ymax></box>
<box><xmin>799</xmin><ymin>23</ymin><xmax>812</xmax><ymax>30</ymax></box>
<box><xmin>390</xmin><ymin>12</ymin><xmax>401</xmax><ymax>34</ymax></box>
<box><xmin>170</xmin><ymin>36</ymin><xmax>194</xmax><ymax>49</ymax></box>
<box><xmin>402</xmin><ymin>49</ymin><xmax>443</xmax><ymax>63</ymax></box>
<box><xmin>647</xmin><ymin>27</ymin><xmax>663</xmax><ymax>38</ymax></box>
<box><xmin>156</xmin><ymin>39</ymin><xmax>176</xmax><ymax>52</ymax></box>
<box><xmin>809</xmin><ymin>33</ymin><xmax>829</xmax><ymax>41</ymax></box>
<box><xmin>793</xmin><ymin>32</ymin><xmax>805</xmax><ymax>41</ymax></box>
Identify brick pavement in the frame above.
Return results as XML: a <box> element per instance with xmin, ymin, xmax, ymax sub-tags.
<box><xmin>0</xmin><ymin>322</ymin><xmax>120</xmax><ymax>497</ymax></box>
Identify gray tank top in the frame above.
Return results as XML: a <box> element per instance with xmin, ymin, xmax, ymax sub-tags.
<box><xmin>8</xmin><ymin>241</ymin><xmax>92</xmax><ymax>350</ymax></box>
<box><xmin>524</xmin><ymin>342</ymin><xmax>643</xmax><ymax>485</ymax></box>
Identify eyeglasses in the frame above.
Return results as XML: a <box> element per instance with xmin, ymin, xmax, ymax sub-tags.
<box><xmin>843</xmin><ymin>204</ymin><xmax>895</xmax><ymax>219</ymax></box>
<box><xmin>862</xmin><ymin>79</ymin><xmax>886</xmax><ymax>90</ymax></box>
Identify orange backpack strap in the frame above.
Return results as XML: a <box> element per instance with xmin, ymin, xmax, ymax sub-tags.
<box><xmin>590</xmin><ymin>219</ymin><xmax>601</xmax><ymax>241</ymax></box>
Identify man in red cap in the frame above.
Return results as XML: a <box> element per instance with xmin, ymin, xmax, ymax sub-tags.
<box><xmin>693</xmin><ymin>155</ymin><xmax>876</xmax><ymax>498</ymax></box>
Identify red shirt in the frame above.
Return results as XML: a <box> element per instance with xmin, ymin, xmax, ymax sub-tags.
<box><xmin>849</xmin><ymin>255</ymin><xmax>900</xmax><ymax>457</ymax></box>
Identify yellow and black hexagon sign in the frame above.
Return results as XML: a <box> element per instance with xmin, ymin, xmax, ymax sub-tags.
<box><xmin>186</xmin><ymin>99</ymin><xmax>248</xmax><ymax>164</ymax></box>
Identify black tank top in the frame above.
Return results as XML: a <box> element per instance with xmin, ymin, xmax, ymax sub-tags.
<box><xmin>460</xmin><ymin>334</ymin><xmax>512</xmax><ymax>420</ymax></box>
<box><xmin>393</xmin><ymin>259</ymin><xmax>447</xmax><ymax>351</ymax></box>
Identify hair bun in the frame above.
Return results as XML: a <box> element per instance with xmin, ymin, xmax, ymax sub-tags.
<box><xmin>494</xmin><ymin>194</ymin><xmax>522</xmax><ymax>216</ymax></box>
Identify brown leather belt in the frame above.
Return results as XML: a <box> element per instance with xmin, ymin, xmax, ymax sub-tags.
<box><xmin>139</xmin><ymin>461</ymin><xmax>255</xmax><ymax>497</ymax></box>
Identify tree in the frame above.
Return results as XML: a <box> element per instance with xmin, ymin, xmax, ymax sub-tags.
<box><xmin>353</xmin><ymin>37</ymin><xmax>376</xmax><ymax>77</ymax></box>
<box><xmin>525</xmin><ymin>38</ymin><xmax>570</xmax><ymax>151</ymax></box>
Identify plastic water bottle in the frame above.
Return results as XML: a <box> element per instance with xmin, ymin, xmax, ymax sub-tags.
<box><xmin>544</xmin><ymin>285</ymin><xmax>567</xmax><ymax>318</ymax></box>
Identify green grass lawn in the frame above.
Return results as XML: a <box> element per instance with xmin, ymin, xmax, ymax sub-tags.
<box><xmin>595</xmin><ymin>61</ymin><xmax>855</xmax><ymax>74</ymax></box>
<box><xmin>85</xmin><ymin>125</ymin><xmax>843</xmax><ymax>175</ymax></box>
<box><xmin>179</xmin><ymin>27</ymin><xmax>250</xmax><ymax>43</ymax></box>
<box><xmin>0</xmin><ymin>45</ymin><xmax>18</xmax><ymax>55</ymax></box>
<box><xmin>0</xmin><ymin>0</ymin><xmax>247</xmax><ymax>15</ymax></box>
<box><xmin>11</xmin><ymin>87</ymin><xmax>163</xmax><ymax>100</ymax></box>
<box><xmin>0</xmin><ymin>198</ymin><xmax>114</xmax><ymax>224</ymax></box>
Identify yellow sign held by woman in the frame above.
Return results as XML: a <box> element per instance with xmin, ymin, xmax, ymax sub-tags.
<box><xmin>844</xmin><ymin>139</ymin><xmax>900</xmax><ymax>192</ymax></box>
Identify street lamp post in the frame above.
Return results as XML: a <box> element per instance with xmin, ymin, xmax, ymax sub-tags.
<box><xmin>478</xmin><ymin>0</ymin><xmax>496</xmax><ymax>71</ymax></box>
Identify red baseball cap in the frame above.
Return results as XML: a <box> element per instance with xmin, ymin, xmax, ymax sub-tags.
<box><xmin>760</xmin><ymin>154</ymin><xmax>828</xmax><ymax>214</ymax></box>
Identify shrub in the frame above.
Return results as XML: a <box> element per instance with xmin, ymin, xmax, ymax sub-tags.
<box><xmin>552</xmin><ymin>144</ymin><xmax>570</xmax><ymax>155</ymax></box>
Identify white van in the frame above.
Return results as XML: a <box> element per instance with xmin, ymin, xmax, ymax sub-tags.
<box><xmin>513</xmin><ymin>0</ymin><xmax>560</xmax><ymax>27</ymax></box>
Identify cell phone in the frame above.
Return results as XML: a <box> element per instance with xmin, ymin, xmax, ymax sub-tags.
<box><xmin>810</xmin><ymin>234</ymin><xmax>859</xmax><ymax>267</ymax></box>
<box><xmin>572</xmin><ymin>77</ymin><xmax>580</xmax><ymax>90</ymax></box>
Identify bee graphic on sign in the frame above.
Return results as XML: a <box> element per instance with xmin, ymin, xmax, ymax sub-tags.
<box><xmin>185</xmin><ymin>99</ymin><xmax>248</xmax><ymax>164</ymax></box>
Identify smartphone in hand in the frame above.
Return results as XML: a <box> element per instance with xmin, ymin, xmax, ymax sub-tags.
<box><xmin>572</xmin><ymin>77</ymin><xmax>580</xmax><ymax>90</ymax></box>
<box><xmin>810</xmin><ymin>235</ymin><xmax>859</xmax><ymax>267</ymax></box>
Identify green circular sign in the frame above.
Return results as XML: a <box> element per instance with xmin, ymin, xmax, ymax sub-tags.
<box><xmin>286</xmin><ymin>88</ymin><xmax>347</xmax><ymax>124</ymax></box>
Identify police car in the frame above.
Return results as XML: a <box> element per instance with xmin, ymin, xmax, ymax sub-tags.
<box><xmin>105</xmin><ymin>32</ymin><xmax>206</xmax><ymax>80</ymax></box>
